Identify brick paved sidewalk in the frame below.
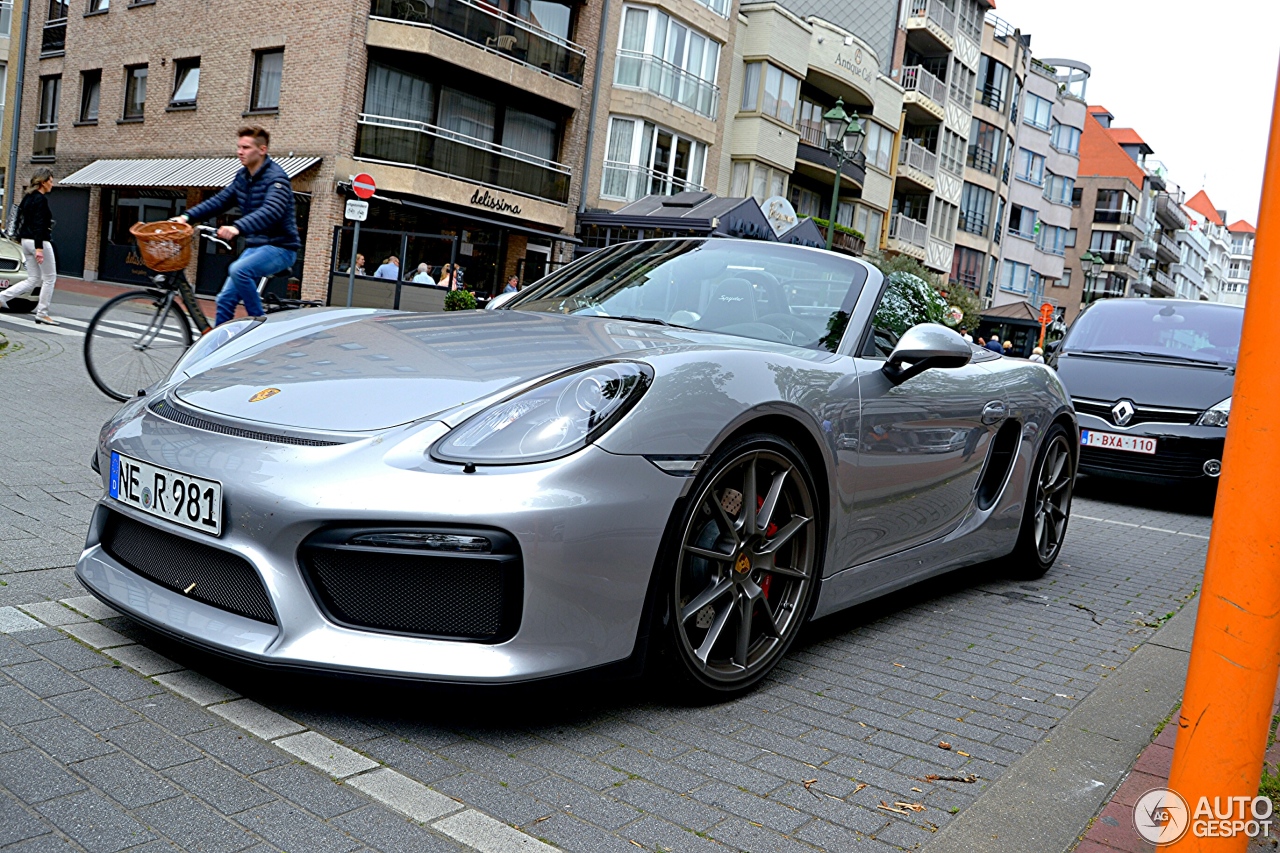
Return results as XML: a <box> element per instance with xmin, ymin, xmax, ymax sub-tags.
<box><xmin>1072</xmin><ymin>679</ymin><xmax>1280</xmax><ymax>853</ymax></box>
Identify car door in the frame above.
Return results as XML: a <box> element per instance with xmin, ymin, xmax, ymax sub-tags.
<box><xmin>842</xmin><ymin>277</ymin><xmax>1004</xmax><ymax>566</ymax></box>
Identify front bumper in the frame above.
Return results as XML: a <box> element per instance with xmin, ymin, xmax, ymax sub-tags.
<box><xmin>77</xmin><ymin>402</ymin><xmax>686</xmax><ymax>683</ymax></box>
<box><xmin>1076</xmin><ymin>415</ymin><xmax>1225</xmax><ymax>483</ymax></box>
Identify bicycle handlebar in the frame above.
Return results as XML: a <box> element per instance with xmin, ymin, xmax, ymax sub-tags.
<box><xmin>193</xmin><ymin>225</ymin><xmax>234</xmax><ymax>251</ymax></box>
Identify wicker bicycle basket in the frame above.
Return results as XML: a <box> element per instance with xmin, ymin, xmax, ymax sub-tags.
<box><xmin>129</xmin><ymin>221</ymin><xmax>193</xmax><ymax>272</ymax></box>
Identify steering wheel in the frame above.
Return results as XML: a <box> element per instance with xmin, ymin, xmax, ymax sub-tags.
<box><xmin>756</xmin><ymin>313</ymin><xmax>817</xmax><ymax>345</ymax></box>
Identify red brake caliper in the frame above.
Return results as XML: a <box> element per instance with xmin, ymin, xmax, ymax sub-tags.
<box><xmin>757</xmin><ymin>496</ymin><xmax>777</xmax><ymax>599</ymax></box>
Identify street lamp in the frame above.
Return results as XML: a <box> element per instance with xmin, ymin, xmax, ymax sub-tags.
<box><xmin>821</xmin><ymin>98</ymin><xmax>866</xmax><ymax>251</ymax></box>
<box><xmin>1080</xmin><ymin>251</ymin><xmax>1105</xmax><ymax>302</ymax></box>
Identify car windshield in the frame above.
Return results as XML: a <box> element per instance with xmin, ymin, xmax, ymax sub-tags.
<box><xmin>1061</xmin><ymin>300</ymin><xmax>1243</xmax><ymax>365</ymax></box>
<box><xmin>505</xmin><ymin>240</ymin><xmax>867</xmax><ymax>352</ymax></box>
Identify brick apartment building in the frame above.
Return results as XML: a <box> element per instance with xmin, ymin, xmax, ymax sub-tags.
<box><xmin>11</xmin><ymin>0</ymin><xmax>608</xmax><ymax>301</ymax></box>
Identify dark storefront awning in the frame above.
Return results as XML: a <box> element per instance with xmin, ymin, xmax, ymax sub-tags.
<box><xmin>579</xmin><ymin>192</ymin><xmax>775</xmax><ymax>239</ymax></box>
<box><xmin>61</xmin><ymin>156</ymin><xmax>322</xmax><ymax>187</ymax></box>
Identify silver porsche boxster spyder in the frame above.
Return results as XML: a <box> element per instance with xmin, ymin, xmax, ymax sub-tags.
<box><xmin>78</xmin><ymin>238</ymin><xmax>1077</xmax><ymax>696</ymax></box>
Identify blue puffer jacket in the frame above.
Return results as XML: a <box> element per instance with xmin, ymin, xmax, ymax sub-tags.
<box><xmin>185</xmin><ymin>157</ymin><xmax>300</xmax><ymax>251</ymax></box>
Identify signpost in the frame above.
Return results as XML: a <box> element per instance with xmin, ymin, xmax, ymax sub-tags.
<box><xmin>345</xmin><ymin>174</ymin><xmax>376</xmax><ymax>308</ymax></box>
<box><xmin>1038</xmin><ymin>302</ymin><xmax>1054</xmax><ymax>348</ymax></box>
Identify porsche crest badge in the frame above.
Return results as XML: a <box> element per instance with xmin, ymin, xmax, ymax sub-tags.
<box><xmin>249</xmin><ymin>388</ymin><xmax>281</xmax><ymax>403</ymax></box>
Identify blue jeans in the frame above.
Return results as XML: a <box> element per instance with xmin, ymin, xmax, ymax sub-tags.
<box><xmin>215</xmin><ymin>245</ymin><xmax>298</xmax><ymax>326</ymax></box>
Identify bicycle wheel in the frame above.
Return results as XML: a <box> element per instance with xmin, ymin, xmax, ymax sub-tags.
<box><xmin>84</xmin><ymin>291</ymin><xmax>194</xmax><ymax>402</ymax></box>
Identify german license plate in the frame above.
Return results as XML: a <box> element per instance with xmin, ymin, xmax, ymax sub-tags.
<box><xmin>1080</xmin><ymin>429</ymin><xmax>1157</xmax><ymax>455</ymax></box>
<box><xmin>109</xmin><ymin>452</ymin><xmax>222</xmax><ymax>535</ymax></box>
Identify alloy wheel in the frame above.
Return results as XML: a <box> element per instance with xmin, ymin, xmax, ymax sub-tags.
<box><xmin>1032</xmin><ymin>434</ymin><xmax>1074</xmax><ymax>562</ymax></box>
<box><xmin>673</xmin><ymin>448</ymin><xmax>817</xmax><ymax>686</ymax></box>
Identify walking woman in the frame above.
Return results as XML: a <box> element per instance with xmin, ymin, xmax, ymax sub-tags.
<box><xmin>0</xmin><ymin>169</ymin><xmax>59</xmax><ymax>324</ymax></box>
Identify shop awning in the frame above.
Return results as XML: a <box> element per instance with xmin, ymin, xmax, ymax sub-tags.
<box><xmin>60</xmin><ymin>156</ymin><xmax>322</xmax><ymax>188</ymax></box>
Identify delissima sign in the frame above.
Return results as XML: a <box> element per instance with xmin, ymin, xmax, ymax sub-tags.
<box><xmin>470</xmin><ymin>189</ymin><xmax>523</xmax><ymax>216</ymax></box>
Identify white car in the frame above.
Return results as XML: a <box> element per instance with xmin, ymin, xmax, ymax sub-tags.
<box><xmin>0</xmin><ymin>238</ymin><xmax>31</xmax><ymax>312</ymax></box>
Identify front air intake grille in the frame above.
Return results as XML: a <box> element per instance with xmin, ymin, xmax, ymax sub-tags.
<box><xmin>149</xmin><ymin>399</ymin><xmax>343</xmax><ymax>447</ymax></box>
<box><xmin>0</xmin><ymin>258</ymin><xmax>21</xmax><ymax>272</ymax></box>
<box><xmin>299</xmin><ymin>527</ymin><xmax>522</xmax><ymax>642</ymax></box>
<box><xmin>1079</xmin><ymin>437</ymin><xmax>1223</xmax><ymax>481</ymax></box>
<box><xmin>100</xmin><ymin>510</ymin><xmax>276</xmax><ymax>624</ymax></box>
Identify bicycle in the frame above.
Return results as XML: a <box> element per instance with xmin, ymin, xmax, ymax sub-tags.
<box><xmin>84</xmin><ymin>223</ymin><xmax>319</xmax><ymax>402</ymax></box>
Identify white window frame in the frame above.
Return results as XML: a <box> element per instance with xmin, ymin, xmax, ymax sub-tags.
<box><xmin>601</xmin><ymin>115</ymin><xmax>708</xmax><ymax>201</ymax></box>
<box><xmin>1017</xmin><ymin>148</ymin><xmax>1045</xmax><ymax>186</ymax></box>
<box><xmin>616</xmin><ymin>5</ymin><xmax>720</xmax><ymax>118</ymax></box>
<box><xmin>1023</xmin><ymin>92</ymin><xmax>1052</xmax><ymax>131</ymax></box>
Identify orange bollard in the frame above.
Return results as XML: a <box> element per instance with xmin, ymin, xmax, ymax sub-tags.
<box><xmin>1161</xmin><ymin>64</ymin><xmax>1280</xmax><ymax>850</ymax></box>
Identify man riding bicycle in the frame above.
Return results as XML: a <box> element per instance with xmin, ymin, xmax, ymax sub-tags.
<box><xmin>173</xmin><ymin>126</ymin><xmax>299</xmax><ymax>326</ymax></box>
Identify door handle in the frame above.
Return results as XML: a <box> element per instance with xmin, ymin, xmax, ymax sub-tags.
<box><xmin>982</xmin><ymin>401</ymin><xmax>1006</xmax><ymax>425</ymax></box>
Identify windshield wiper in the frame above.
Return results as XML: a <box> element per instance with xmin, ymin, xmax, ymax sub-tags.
<box><xmin>610</xmin><ymin>315</ymin><xmax>700</xmax><ymax>331</ymax></box>
<box><xmin>1072</xmin><ymin>349</ymin><xmax>1229</xmax><ymax>366</ymax></box>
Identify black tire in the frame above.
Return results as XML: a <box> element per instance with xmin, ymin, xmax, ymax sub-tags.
<box><xmin>652</xmin><ymin>433</ymin><xmax>824</xmax><ymax>700</ymax></box>
<box><xmin>1</xmin><ymin>297</ymin><xmax>37</xmax><ymax>313</ymax></box>
<box><xmin>1008</xmin><ymin>422</ymin><xmax>1076</xmax><ymax>579</ymax></box>
<box><xmin>84</xmin><ymin>291</ymin><xmax>193</xmax><ymax>402</ymax></box>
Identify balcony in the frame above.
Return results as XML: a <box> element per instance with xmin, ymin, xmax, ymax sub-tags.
<box><xmin>356</xmin><ymin>113</ymin><xmax>571</xmax><ymax>204</ymax></box>
<box><xmin>1136</xmin><ymin>237</ymin><xmax>1157</xmax><ymax>260</ymax></box>
<box><xmin>1156</xmin><ymin>230</ymin><xmax>1179</xmax><ymax>263</ymax></box>
<box><xmin>41</xmin><ymin>19</ymin><xmax>66</xmax><ymax>56</ymax></box>
<box><xmin>600</xmin><ymin>161</ymin><xmax>702</xmax><ymax>203</ymax></box>
<box><xmin>370</xmin><ymin>0</ymin><xmax>586</xmax><ymax>85</ymax></box>
<box><xmin>897</xmin><ymin>139</ymin><xmax>938</xmax><ymax>189</ymax></box>
<box><xmin>976</xmin><ymin>84</ymin><xmax>1003</xmax><ymax>112</ymax></box>
<box><xmin>966</xmin><ymin>145</ymin><xmax>996</xmax><ymax>175</ymax></box>
<box><xmin>889</xmin><ymin>213</ymin><xmax>929</xmax><ymax>249</ymax></box>
<box><xmin>614</xmin><ymin>51</ymin><xmax>719</xmax><ymax>120</ymax></box>
<box><xmin>794</xmin><ymin>139</ymin><xmax>866</xmax><ymax>187</ymax></box>
<box><xmin>33</xmin><ymin>123</ymin><xmax>57</xmax><ymax>159</ymax></box>
<box><xmin>1150</xmin><ymin>267</ymin><xmax>1174</xmax><ymax>295</ymax></box>
<box><xmin>900</xmin><ymin>65</ymin><xmax>946</xmax><ymax>121</ymax></box>
<box><xmin>1154</xmin><ymin>192</ymin><xmax>1189</xmax><ymax>230</ymax></box>
<box><xmin>958</xmin><ymin>210</ymin><xmax>987</xmax><ymax>237</ymax></box>
<box><xmin>904</xmin><ymin>0</ymin><xmax>956</xmax><ymax>50</ymax></box>
<box><xmin>1171</xmin><ymin>261</ymin><xmax>1205</xmax><ymax>289</ymax></box>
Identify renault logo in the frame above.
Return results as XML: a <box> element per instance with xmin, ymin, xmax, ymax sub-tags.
<box><xmin>249</xmin><ymin>388</ymin><xmax>281</xmax><ymax>403</ymax></box>
<box><xmin>1111</xmin><ymin>399</ymin><xmax>1135</xmax><ymax>427</ymax></box>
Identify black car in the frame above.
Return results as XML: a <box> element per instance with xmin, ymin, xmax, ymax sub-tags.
<box><xmin>1051</xmin><ymin>298</ymin><xmax>1242</xmax><ymax>485</ymax></box>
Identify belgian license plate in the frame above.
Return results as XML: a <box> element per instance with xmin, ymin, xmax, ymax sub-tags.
<box><xmin>109</xmin><ymin>452</ymin><xmax>223</xmax><ymax>535</ymax></box>
<box><xmin>1080</xmin><ymin>429</ymin><xmax>1157</xmax><ymax>455</ymax></box>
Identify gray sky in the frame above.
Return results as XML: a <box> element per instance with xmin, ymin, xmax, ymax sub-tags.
<box><xmin>991</xmin><ymin>0</ymin><xmax>1278</xmax><ymax>224</ymax></box>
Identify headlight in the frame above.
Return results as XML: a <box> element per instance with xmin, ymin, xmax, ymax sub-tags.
<box><xmin>1195</xmin><ymin>396</ymin><xmax>1231</xmax><ymax>427</ymax></box>
<box><xmin>170</xmin><ymin>317</ymin><xmax>264</xmax><ymax>378</ymax></box>
<box><xmin>431</xmin><ymin>362</ymin><xmax>653</xmax><ymax>464</ymax></box>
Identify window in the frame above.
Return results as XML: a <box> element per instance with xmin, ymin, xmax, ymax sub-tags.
<box><xmin>930</xmin><ymin>199</ymin><xmax>957</xmax><ymax>243</ymax></box>
<box><xmin>170</xmin><ymin>58</ymin><xmax>199</xmax><ymax>107</ymax></box>
<box><xmin>47</xmin><ymin>0</ymin><xmax>67</xmax><ymax>20</ymax></box>
<box><xmin>1066</xmin><ymin>228</ymin><xmax>1077</xmax><ymax>248</ymax></box>
<box><xmin>1056</xmin><ymin>268</ymin><xmax>1071</xmax><ymax>288</ymax></box>
<box><xmin>601</xmin><ymin>115</ymin><xmax>708</xmax><ymax>201</ymax></box>
<box><xmin>250</xmin><ymin>48</ymin><xmax>283</xmax><ymax>112</ymax></box>
<box><xmin>1038</xmin><ymin>224</ymin><xmax>1067</xmax><ymax>256</ymax></box>
<box><xmin>0</xmin><ymin>64</ymin><xmax>7</xmax><ymax>113</ymax></box>
<box><xmin>0</xmin><ymin>1</ymin><xmax>11</xmax><ymax>32</ymax></box>
<box><xmin>1071</xmin><ymin>187</ymin><xmax>1083</xmax><ymax>207</ymax></box>
<box><xmin>977</xmin><ymin>55</ymin><xmax>1009</xmax><ymax>111</ymax></box>
<box><xmin>855</xmin><ymin>205</ymin><xmax>883</xmax><ymax>243</ymax></box>
<box><xmin>939</xmin><ymin>128</ymin><xmax>964</xmax><ymax>176</ymax></box>
<box><xmin>740</xmin><ymin>61</ymin><xmax>798</xmax><ymax>124</ymax></box>
<box><xmin>1043</xmin><ymin>172</ymin><xmax>1073</xmax><ymax>205</ymax></box>
<box><xmin>122</xmin><ymin>64</ymin><xmax>146</xmax><ymax>119</ymax></box>
<box><xmin>1023</xmin><ymin>92</ymin><xmax>1052</xmax><ymax>130</ymax></box>
<box><xmin>949</xmin><ymin>57</ymin><xmax>974</xmax><ymax>107</ymax></box>
<box><xmin>618</xmin><ymin>6</ymin><xmax>721</xmax><ymax>119</ymax></box>
<box><xmin>1002</xmin><ymin>136</ymin><xmax>1014</xmax><ymax>183</ymax></box>
<box><xmin>34</xmin><ymin>75</ymin><xmax>59</xmax><ymax>158</ymax></box>
<box><xmin>691</xmin><ymin>0</ymin><xmax>729</xmax><ymax>18</ymax></box>
<box><xmin>967</xmin><ymin>118</ymin><xmax>998</xmax><ymax>174</ymax></box>
<box><xmin>959</xmin><ymin>182</ymin><xmax>993</xmax><ymax>236</ymax></box>
<box><xmin>1000</xmin><ymin>260</ymin><xmax>1032</xmax><ymax>294</ymax></box>
<box><xmin>730</xmin><ymin>160</ymin><xmax>748</xmax><ymax>196</ymax></box>
<box><xmin>951</xmin><ymin>246</ymin><xmax>984</xmax><ymax>291</ymax></box>
<box><xmin>79</xmin><ymin>69</ymin><xmax>100</xmax><ymax>122</ymax></box>
<box><xmin>1051</xmin><ymin>121</ymin><xmax>1081</xmax><ymax>155</ymax></box>
<box><xmin>748</xmin><ymin>162</ymin><xmax>786</xmax><ymax>203</ymax></box>
<box><xmin>87</xmin><ymin>0</ymin><xmax>108</xmax><ymax>12</ymax></box>
<box><xmin>863</xmin><ymin>121</ymin><xmax>893</xmax><ymax>173</ymax></box>
<box><xmin>1008</xmin><ymin>203</ymin><xmax>1037</xmax><ymax>239</ymax></box>
<box><xmin>1017</xmin><ymin>148</ymin><xmax>1045</xmax><ymax>186</ymax></box>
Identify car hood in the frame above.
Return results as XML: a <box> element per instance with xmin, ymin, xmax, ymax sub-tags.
<box><xmin>1055</xmin><ymin>351</ymin><xmax>1234</xmax><ymax>410</ymax></box>
<box><xmin>174</xmin><ymin>310</ymin><xmax>773</xmax><ymax>432</ymax></box>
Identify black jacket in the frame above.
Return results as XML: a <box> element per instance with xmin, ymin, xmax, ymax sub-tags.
<box><xmin>17</xmin><ymin>190</ymin><xmax>52</xmax><ymax>247</ymax></box>
<box><xmin>184</xmin><ymin>157</ymin><xmax>300</xmax><ymax>250</ymax></box>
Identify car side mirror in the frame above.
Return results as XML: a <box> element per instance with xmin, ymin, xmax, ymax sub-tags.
<box><xmin>1045</xmin><ymin>339</ymin><xmax>1062</xmax><ymax>354</ymax></box>
<box><xmin>883</xmin><ymin>323</ymin><xmax>972</xmax><ymax>385</ymax></box>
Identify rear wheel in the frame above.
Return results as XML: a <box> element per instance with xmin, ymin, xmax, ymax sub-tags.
<box><xmin>1008</xmin><ymin>423</ymin><xmax>1075</xmax><ymax>579</ymax></box>
<box><xmin>84</xmin><ymin>291</ymin><xmax>193</xmax><ymax>402</ymax></box>
<box><xmin>656</xmin><ymin>434</ymin><xmax>822</xmax><ymax>699</ymax></box>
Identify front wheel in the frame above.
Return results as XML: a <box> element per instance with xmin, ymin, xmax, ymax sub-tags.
<box><xmin>656</xmin><ymin>434</ymin><xmax>822</xmax><ymax>699</ymax></box>
<box><xmin>1008</xmin><ymin>422</ymin><xmax>1076</xmax><ymax>579</ymax></box>
<box><xmin>84</xmin><ymin>291</ymin><xmax>193</xmax><ymax>401</ymax></box>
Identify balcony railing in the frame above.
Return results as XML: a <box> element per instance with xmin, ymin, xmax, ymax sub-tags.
<box><xmin>1151</xmin><ymin>267</ymin><xmax>1173</xmax><ymax>291</ymax></box>
<box><xmin>1094</xmin><ymin>250</ymin><xmax>1130</xmax><ymax>266</ymax></box>
<box><xmin>370</xmin><ymin>0</ymin><xmax>586</xmax><ymax>85</ymax></box>
<box><xmin>907</xmin><ymin>0</ymin><xmax>956</xmax><ymax>36</ymax></box>
<box><xmin>1171</xmin><ymin>261</ymin><xmax>1205</xmax><ymax>287</ymax></box>
<box><xmin>1157</xmin><ymin>231</ymin><xmax>1178</xmax><ymax>258</ymax></box>
<box><xmin>898</xmin><ymin>139</ymin><xmax>938</xmax><ymax>179</ymax></box>
<box><xmin>958</xmin><ymin>210</ymin><xmax>987</xmax><ymax>236</ymax></box>
<box><xmin>355</xmin><ymin>113</ymin><xmax>571</xmax><ymax>203</ymax></box>
<box><xmin>977</xmin><ymin>84</ymin><xmax>1003</xmax><ymax>111</ymax></box>
<box><xmin>966</xmin><ymin>145</ymin><xmax>996</xmax><ymax>175</ymax></box>
<box><xmin>614</xmin><ymin>50</ymin><xmax>719</xmax><ymax>120</ymax></box>
<box><xmin>889</xmin><ymin>213</ymin><xmax>929</xmax><ymax>248</ymax></box>
<box><xmin>1231</xmin><ymin>244</ymin><xmax>1253</xmax><ymax>257</ymax></box>
<box><xmin>1093</xmin><ymin>208</ymin><xmax>1135</xmax><ymax>226</ymax></box>
<box><xmin>1136</xmin><ymin>237</ymin><xmax>1158</xmax><ymax>259</ymax></box>
<box><xmin>601</xmin><ymin>161</ymin><xmax>702</xmax><ymax>203</ymax></box>
<box><xmin>33</xmin><ymin>123</ymin><xmax>57</xmax><ymax>159</ymax></box>
<box><xmin>41</xmin><ymin>19</ymin><xmax>66</xmax><ymax>55</ymax></box>
<box><xmin>799</xmin><ymin>122</ymin><xmax>823</xmax><ymax>148</ymax></box>
<box><xmin>900</xmin><ymin>65</ymin><xmax>946</xmax><ymax>111</ymax></box>
<box><xmin>1154</xmin><ymin>192</ymin><xmax>1189</xmax><ymax>230</ymax></box>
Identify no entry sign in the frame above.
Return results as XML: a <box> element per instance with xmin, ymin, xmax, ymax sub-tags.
<box><xmin>352</xmin><ymin>173</ymin><xmax>376</xmax><ymax>199</ymax></box>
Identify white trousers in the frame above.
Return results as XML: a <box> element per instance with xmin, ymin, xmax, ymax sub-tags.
<box><xmin>0</xmin><ymin>239</ymin><xmax>57</xmax><ymax>315</ymax></box>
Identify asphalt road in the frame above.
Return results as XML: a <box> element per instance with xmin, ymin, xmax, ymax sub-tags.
<box><xmin>0</xmin><ymin>287</ymin><xmax>1214</xmax><ymax>853</ymax></box>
